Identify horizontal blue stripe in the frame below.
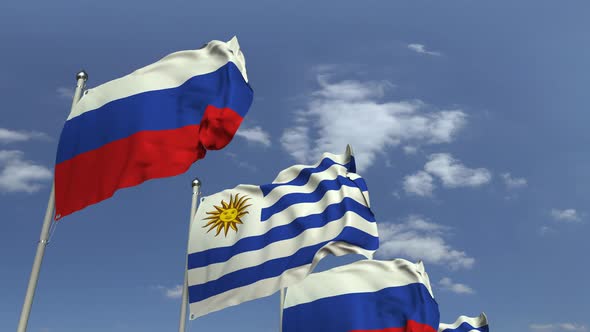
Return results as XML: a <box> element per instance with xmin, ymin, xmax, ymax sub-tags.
<box><xmin>283</xmin><ymin>283</ymin><xmax>439</xmax><ymax>332</ymax></box>
<box><xmin>188</xmin><ymin>226</ymin><xmax>379</xmax><ymax>303</ymax></box>
<box><xmin>260</xmin><ymin>156</ymin><xmax>356</xmax><ymax>197</ymax></box>
<box><xmin>261</xmin><ymin>175</ymin><xmax>369</xmax><ymax>221</ymax></box>
<box><xmin>442</xmin><ymin>322</ymin><xmax>489</xmax><ymax>332</ymax></box>
<box><xmin>56</xmin><ymin>62</ymin><xmax>253</xmax><ymax>164</ymax></box>
<box><xmin>188</xmin><ymin>197</ymin><xmax>375</xmax><ymax>270</ymax></box>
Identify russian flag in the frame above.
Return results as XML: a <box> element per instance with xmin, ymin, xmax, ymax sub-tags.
<box><xmin>439</xmin><ymin>313</ymin><xmax>488</xmax><ymax>332</ymax></box>
<box><xmin>54</xmin><ymin>37</ymin><xmax>253</xmax><ymax>219</ymax></box>
<box><xmin>282</xmin><ymin>259</ymin><xmax>440</xmax><ymax>332</ymax></box>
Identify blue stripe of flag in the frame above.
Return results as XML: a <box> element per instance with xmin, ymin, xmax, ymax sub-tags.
<box><xmin>260</xmin><ymin>156</ymin><xmax>356</xmax><ymax>197</ymax></box>
<box><xmin>187</xmin><ymin>197</ymin><xmax>375</xmax><ymax>270</ymax></box>
<box><xmin>260</xmin><ymin>175</ymin><xmax>369</xmax><ymax>221</ymax></box>
<box><xmin>56</xmin><ymin>62</ymin><xmax>253</xmax><ymax>164</ymax></box>
<box><xmin>188</xmin><ymin>226</ymin><xmax>379</xmax><ymax>303</ymax></box>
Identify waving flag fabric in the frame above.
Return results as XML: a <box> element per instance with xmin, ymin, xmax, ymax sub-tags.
<box><xmin>54</xmin><ymin>37</ymin><xmax>253</xmax><ymax>219</ymax></box>
<box><xmin>439</xmin><ymin>313</ymin><xmax>488</xmax><ymax>332</ymax></box>
<box><xmin>282</xmin><ymin>259</ymin><xmax>439</xmax><ymax>332</ymax></box>
<box><xmin>187</xmin><ymin>147</ymin><xmax>379</xmax><ymax>319</ymax></box>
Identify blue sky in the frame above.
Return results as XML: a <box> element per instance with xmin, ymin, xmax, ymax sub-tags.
<box><xmin>1</xmin><ymin>1</ymin><xmax>589</xmax><ymax>331</ymax></box>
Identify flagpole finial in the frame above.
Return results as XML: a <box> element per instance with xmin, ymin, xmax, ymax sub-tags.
<box><xmin>76</xmin><ymin>70</ymin><xmax>88</xmax><ymax>82</ymax></box>
<box><xmin>345</xmin><ymin>144</ymin><xmax>354</xmax><ymax>156</ymax></box>
<box><xmin>192</xmin><ymin>177</ymin><xmax>202</xmax><ymax>188</ymax></box>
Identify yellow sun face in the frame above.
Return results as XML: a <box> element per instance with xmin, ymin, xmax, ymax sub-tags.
<box><xmin>203</xmin><ymin>193</ymin><xmax>251</xmax><ymax>237</ymax></box>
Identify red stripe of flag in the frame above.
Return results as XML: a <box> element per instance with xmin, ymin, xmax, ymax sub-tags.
<box><xmin>350</xmin><ymin>320</ymin><xmax>438</xmax><ymax>332</ymax></box>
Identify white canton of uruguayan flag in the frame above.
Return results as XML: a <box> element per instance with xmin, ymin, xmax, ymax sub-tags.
<box><xmin>186</xmin><ymin>146</ymin><xmax>379</xmax><ymax>319</ymax></box>
<box><xmin>439</xmin><ymin>313</ymin><xmax>489</xmax><ymax>332</ymax></box>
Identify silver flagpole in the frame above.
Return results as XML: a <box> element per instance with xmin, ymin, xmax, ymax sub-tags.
<box><xmin>179</xmin><ymin>178</ymin><xmax>202</xmax><ymax>332</ymax></box>
<box><xmin>17</xmin><ymin>71</ymin><xmax>88</xmax><ymax>332</ymax></box>
<box><xmin>279</xmin><ymin>288</ymin><xmax>285</xmax><ymax>332</ymax></box>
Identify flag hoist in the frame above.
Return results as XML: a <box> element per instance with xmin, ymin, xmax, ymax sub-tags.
<box><xmin>179</xmin><ymin>177</ymin><xmax>202</xmax><ymax>332</ymax></box>
<box><xmin>17</xmin><ymin>70</ymin><xmax>88</xmax><ymax>332</ymax></box>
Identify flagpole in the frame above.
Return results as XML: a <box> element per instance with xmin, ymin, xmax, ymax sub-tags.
<box><xmin>17</xmin><ymin>71</ymin><xmax>88</xmax><ymax>332</ymax></box>
<box><xmin>179</xmin><ymin>177</ymin><xmax>202</xmax><ymax>332</ymax></box>
<box><xmin>279</xmin><ymin>288</ymin><xmax>285</xmax><ymax>332</ymax></box>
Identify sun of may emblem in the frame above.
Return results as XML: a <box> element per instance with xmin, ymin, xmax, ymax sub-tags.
<box><xmin>203</xmin><ymin>193</ymin><xmax>252</xmax><ymax>237</ymax></box>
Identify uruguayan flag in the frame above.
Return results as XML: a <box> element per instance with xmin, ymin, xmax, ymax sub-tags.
<box><xmin>439</xmin><ymin>313</ymin><xmax>489</xmax><ymax>332</ymax></box>
<box><xmin>187</xmin><ymin>146</ymin><xmax>379</xmax><ymax>318</ymax></box>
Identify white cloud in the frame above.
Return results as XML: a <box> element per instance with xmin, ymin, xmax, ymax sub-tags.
<box><xmin>551</xmin><ymin>209</ymin><xmax>581</xmax><ymax>222</ymax></box>
<box><xmin>403</xmin><ymin>146</ymin><xmax>418</xmax><ymax>154</ymax></box>
<box><xmin>403</xmin><ymin>171</ymin><xmax>434</xmax><ymax>196</ymax></box>
<box><xmin>56</xmin><ymin>87</ymin><xmax>74</xmax><ymax>99</ymax></box>
<box><xmin>376</xmin><ymin>216</ymin><xmax>474</xmax><ymax>269</ymax></box>
<box><xmin>281</xmin><ymin>77</ymin><xmax>466</xmax><ymax>170</ymax></box>
<box><xmin>405</xmin><ymin>216</ymin><xmax>449</xmax><ymax>233</ymax></box>
<box><xmin>403</xmin><ymin>154</ymin><xmax>491</xmax><ymax>197</ymax></box>
<box><xmin>235</xmin><ymin>126</ymin><xmax>271</xmax><ymax>147</ymax></box>
<box><xmin>225</xmin><ymin>152</ymin><xmax>258</xmax><ymax>172</ymax></box>
<box><xmin>313</xmin><ymin>77</ymin><xmax>393</xmax><ymax>101</ymax></box>
<box><xmin>424</xmin><ymin>153</ymin><xmax>491</xmax><ymax>188</ymax></box>
<box><xmin>539</xmin><ymin>226</ymin><xmax>553</xmax><ymax>235</ymax></box>
<box><xmin>154</xmin><ymin>284</ymin><xmax>183</xmax><ymax>299</ymax></box>
<box><xmin>165</xmin><ymin>285</ymin><xmax>183</xmax><ymax>299</ymax></box>
<box><xmin>0</xmin><ymin>150</ymin><xmax>52</xmax><ymax>193</ymax></box>
<box><xmin>408</xmin><ymin>43</ymin><xmax>442</xmax><ymax>56</ymax></box>
<box><xmin>438</xmin><ymin>277</ymin><xmax>475</xmax><ymax>294</ymax></box>
<box><xmin>530</xmin><ymin>323</ymin><xmax>587</xmax><ymax>332</ymax></box>
<box><xmin>281</xmin><ymin>123</ymin><xmax>311</xmax><ymax>164</ymax></box>
<box><xmin>0</xmin><ymin>128</ymin><xmax>49</xmax><ymax>144</ymax></box>
<box><xmin>502</xmin><ymin>173</ymin><xmax>527</xmax><ymax>189</ymax></box>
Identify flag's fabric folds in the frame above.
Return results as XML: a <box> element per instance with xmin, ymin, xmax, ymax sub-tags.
<box><xmin>439</xmin><ymin>313</ymin><xmax>488</xmax><ymax>332</ymax></box>
<box><xmin>187</xmin><ymin>149</ymin><xmax>379</xmax><ymax>319</ymax></box>
<box><xmin>282</xmin><ymin>259</ymin><xmax>439</xmax><ymax>332</ymax></box>
<box><xmin>54</xmin><ymin>37</ymin><xmax>253</xmax><ymax>219</ymax></box>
